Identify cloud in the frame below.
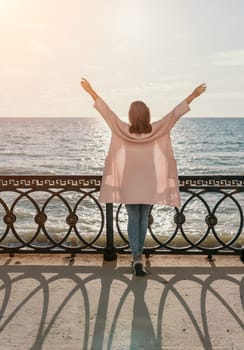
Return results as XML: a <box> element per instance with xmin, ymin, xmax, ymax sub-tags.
<box><xmin>209</xmin><ymin>49</ymin><xmax>244</xmax><ymax>66</ymax></box>
<box><xmin>109</xmin><ymin>75</ymin><xmax>192</xmax><ymax>98</ymax></box>
<box><xmin>80</xmin><ymin>64</ymin><xmax>105</xmax><ymax>72</ymax></box>
<box><xmin>31</xmin><ymin>41</ymin><xmax>49</xmax><ymax>53</ymax></box>
<box><xmin>4</xmin><ymin>66</ymin><xmax>33</xmax><ymax>76</ymax></box>
<box><xmin>13</xmin><ymin>22</ymin><xmax>48</xmax><ymax>32</ymax></box>
<box><xmin>207</xmin><ymin>91</ymin><xmax>244</xmax><ymax>99</ymax></box>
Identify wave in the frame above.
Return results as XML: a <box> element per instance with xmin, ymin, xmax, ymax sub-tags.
<box><xmin>1</xmin><ymin>117</ymin><xmax>244</xmax><ymax>248</ymax></box>
<box><xmin>1</xmin><ymin>230</ymin><xmax>243</xmax><ymax>248</ymax></box>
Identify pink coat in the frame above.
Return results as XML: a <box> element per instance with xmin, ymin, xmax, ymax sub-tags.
<box><xmin>94</xmin><ymin>97</ymin><xmax>190</xmax><ymax>207</ymax></box>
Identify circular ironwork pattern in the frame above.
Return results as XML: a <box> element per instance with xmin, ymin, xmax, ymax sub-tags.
<box><xmin>115</xmin><ymin>188</ymin><xmax>244</xmax><ymax>254</ymax></box>
<box><xmin>205</xmin><ymin>214</ymin><xmax>218</xmax><ymax>227</ymax></box>
<box><xmin>0</xmin><ymin>175</ymin><xmax>243</xmax><ymax>257</ymax></box>
<box><xmin>174</xmin><ymin>212</ymin><xmax>186</xmax><ymax>226</ymax></box>
<box><xmin>66</xmin><ymin>213</ymin><xmax>79</xmax><ymax>226</ymax></box>
<box><xmin>3</xmin><ymin>212</ymin><xmax>16</xmax><ymax>225</ymax></box>
<box><xmin>35</xmin><ymin>213</ymin><xmax>47</xmax><ymax>225</ymax></box>
<box><xmin>209</xmin><ymin>190</ymin><xmax>243</xmax><ymax>249</ymax></box>
<box><xmin>0</xmin><ymin>187</ymin><xmax>105</xmax><ymax>252</ymax></box>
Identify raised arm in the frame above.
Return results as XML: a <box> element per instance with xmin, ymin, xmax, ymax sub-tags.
<box><xmin>80</xmin><ymin>78</ymin><xmax>99</xmax><ymax>101</ymax></box>
<box><xmin>186</xmin><ymin>83</ymin><xmax>207</xmax><ymax>104</ymax></box>
<box><xmin>80</xmin><ymin>77</ymin><xmax>119</xmax><ymax>129</ymax></box>
<box><xmin>154</xmin><ymin>83</ymin><xmax>206</xmax><ymax>134</ymax></box>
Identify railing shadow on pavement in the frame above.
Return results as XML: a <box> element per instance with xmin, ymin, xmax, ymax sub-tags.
<box><xmin>0</xmin><ymin>258</ymin><xmax>243</xmax><ymax>350</ymax></box>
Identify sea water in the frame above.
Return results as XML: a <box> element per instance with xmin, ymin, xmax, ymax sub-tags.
<box><xmin>0</xmin><ymin>117</ymin><xmax>244</xmax><ymax>247</ymax></box>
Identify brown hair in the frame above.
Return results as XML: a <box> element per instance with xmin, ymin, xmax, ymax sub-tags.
<box><xmin>128</xmin><ymin>101</ymin><xmax>152</xmax><ymax>134</ymax></box>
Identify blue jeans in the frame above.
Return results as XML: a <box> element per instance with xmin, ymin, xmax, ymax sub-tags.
<box><xmin>125</xmin><ymin>204</ymin><xmax>151</xmax><ymax>257</ymax></box>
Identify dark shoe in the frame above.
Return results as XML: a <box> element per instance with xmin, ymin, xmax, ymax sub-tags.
<box><xmin>133</xmin><ymin>261</ymin><xmax>147</xmax><ymax>276</ymax></box>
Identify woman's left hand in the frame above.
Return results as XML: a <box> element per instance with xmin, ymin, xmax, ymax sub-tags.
<box><xmin>80</xmin><ymin>77</ymin><xmax>99</xmax><ymax>101</ymax></box>
<box><xmin>80</xmin><ymin>78</ymin><xmax>93</xmax><ymax>94</ymax></box>
<box><xmin>193</xmin><ymin>83</ymin><xmax>207</xmax><ymax>97</ymax></box>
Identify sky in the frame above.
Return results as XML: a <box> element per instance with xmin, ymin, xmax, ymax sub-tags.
<box><xmin>0</xmin><ymin>0</ymin><xmax>244</xmax><ymax>119</ymax></box>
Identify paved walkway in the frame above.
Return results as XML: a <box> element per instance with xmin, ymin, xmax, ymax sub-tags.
<box><xmin>0</xmin><ymin>253</ymin><xmax>243</xmax><ymax>350</ymax></box>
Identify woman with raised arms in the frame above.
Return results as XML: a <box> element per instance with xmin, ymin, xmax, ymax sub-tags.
<box><xmin>81</xmin><ymin>78</ymin><xmax>206</xmax><ymax>276</ymax></box>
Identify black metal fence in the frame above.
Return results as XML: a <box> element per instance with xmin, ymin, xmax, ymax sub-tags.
<box><xmin>0</xmin><ymin>175</ymin><xmax>243</xmax><ymax>261</ymax></box>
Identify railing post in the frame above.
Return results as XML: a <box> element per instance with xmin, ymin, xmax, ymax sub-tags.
<box><xmin>103</xmin><ymin>203</ymin><xmax>117</xmax><ymax>261</ymax></box>
<box><xmin>240</xmin><ymin>249</ymin><xmax>244</xmax><ymax>263</ymax></box>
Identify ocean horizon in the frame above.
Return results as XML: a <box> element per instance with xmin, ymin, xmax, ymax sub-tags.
<box><xmin>0</xmin><ymin>117</ymin><xmax>244</xmax><ymax>246</ymax></box>
<box><xmin>1</xmin><ymin>116</ymin><xmax>243</xmax><ymax>175</ymax></box>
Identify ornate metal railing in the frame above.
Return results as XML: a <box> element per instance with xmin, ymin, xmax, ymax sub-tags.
<box><xmin>0</xmin><ymin>175</ymin><xmax>244</xmax><ymax>261</ymax></box>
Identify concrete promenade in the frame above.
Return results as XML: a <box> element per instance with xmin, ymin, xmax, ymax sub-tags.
<box><xmin>0</xmin><ymin>253</ymin><xmax>243</xmax><ymax>350</ymax></box>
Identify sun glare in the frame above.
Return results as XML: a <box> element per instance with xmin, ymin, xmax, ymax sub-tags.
<box><xmin>0</xmin><ymin>0</ymin><xmax>9</xmax><ymax>10</ymax></box>
<box><xmin>114</xmin><ymin>3</ymin><xmax>171</xmax><ymax>44</ymax></box>
<box><xmin>113</xmin><ymin>3</ymin><xmax>153</xmax><ymax>41</ymax></box>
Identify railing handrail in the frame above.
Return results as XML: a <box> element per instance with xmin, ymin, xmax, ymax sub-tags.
<box><xmin>0</xmin><ymin>174</ymin><xmax>244</xmax><ymax>189</ymax></box>
<box><xmin>0</xmin><ymin>174</ymin><xmax>244</xmax><ymax>261</ymax></box>
<box><xmin>0</xmin><ymin>175</ymin><xmax>102</xmax><ymax>189</ymax></box>
<box><xmin>179</xmin><ymin>175</ymin><xmax>244</xmax><ymax>189</ymax></box>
